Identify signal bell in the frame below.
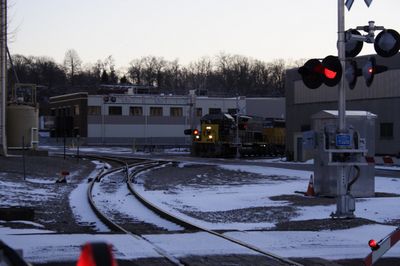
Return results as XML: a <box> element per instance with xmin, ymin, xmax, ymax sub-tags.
<box><xmin>298</xmin><ymin>56</ymin><xmax>342</xmax><ymax>89</ymax></box>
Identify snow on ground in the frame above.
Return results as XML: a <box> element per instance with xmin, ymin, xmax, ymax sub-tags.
<box><xmin>41</xmin><ymin>145</ymin><xmax>190</xmax><ymax>156</ymax></box>
<box><xmin>225</xmin><ymin>224</ymin><xmax>400</xmax><ymax>260</ymax></box>
<box><xmin>1</xmin><ymin>225</ymin><xmax>399</xmax><ymax>262</ymax></box>
<box><xmin>69</xmin><ymin>161</ymin><xmax>110</xmax><ymax>232</ymax></box>
<box><xmin>92</xmin><ymin>171</ymin><xmax>183</xmax><ymax>232</ymax></box>
<box><xmin>135</xmin><ymin>164</ymin><xmax>314</xmax><ymax>230</ymax></box>
<box><xmin>134</xmin><ymin>169</ymin><xmax>309</xmax><ymax>230</ymax></box>
<box><xmin>135</xmin><ymin>162</ymin><xmax>400</xmax><ymax>231</ymax></box>
<box><xmin>0</xmin><ymin>175</ymin><xmax>58</xmax><ymax>207</ymax></box>
<box><xmin>1</xmin><ymin>231</ymin><xmax>163</xmax><ymax>263</ymax></box>
<box><xmin>1</xmin><ymin>151</ymin><xmax>400</xmax><ymax>263</ymax></box>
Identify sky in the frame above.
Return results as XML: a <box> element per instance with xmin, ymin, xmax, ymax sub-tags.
<box><xmin>7</xmin><ymin>0</ymin><xmax>400</xmax><ymax>69</ymax></box>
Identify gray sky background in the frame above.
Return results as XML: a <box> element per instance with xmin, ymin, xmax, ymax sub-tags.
<box><xmin>8</xmin><ymin>0</ymin><xmax>400</xmax><ymax>68</ymax></box>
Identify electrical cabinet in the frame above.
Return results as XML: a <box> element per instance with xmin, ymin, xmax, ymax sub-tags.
<box><xmin>311</xmin><ymin>110</ymin><xmax>376</xmax><ymax>197</ymax></box>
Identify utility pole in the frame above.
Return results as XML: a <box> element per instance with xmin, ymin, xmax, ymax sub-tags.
<box><xmin>333</xmin><ymin>0</ymin><xmax>353</xmax><ymax>218</ymax></box>
<box><xmin>0</xmin><ymin>0</ymin><xmax>7</xmax><ymax>156</ymax></box>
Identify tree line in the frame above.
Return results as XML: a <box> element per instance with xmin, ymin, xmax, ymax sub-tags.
<box><xmin>7</xmin><ymin>49</ymin><xmax>292</xmax><ymax>105</ymax></box>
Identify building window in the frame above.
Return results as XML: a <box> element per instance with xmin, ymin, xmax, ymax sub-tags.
<box><xmin>209</xmin><ymin>108</ymin><xmax>221</xmax><ymax>115</ymax></box>
<box><xmin>380</xmin><ymin>123</ymin><xmax>393</xmax><ymax>139</ymax></box>
<box><xmin>74</xmin><ymin>105</ymin><xmax>80</xmax><ymax>116</ymax></box>
<box><xmin>170</xmin><ymin>107</ymin><xmax>183</xmax><ymax>117</ymax></box>
<box><xmin>150</xmin><ymin>107</ymin><xmax>163</xmax><ymax>116</ymax></box>
<box><xmin>88</xmin><ymin>106</ymin><xmax>101</xmax><ymax>115</ymax></box>
<box><xmin>196</xmin><ymin>108</ymin><xmax>202</xmax><ymax>117</ymax></box>
<box><xmin>109</xmin><ymin>106</ymin><xmax>122</xmax><ymax>115</ymax></box>
<box><xmin>130</xmin><ymin>106</ymin><xmax>143</xmax><ymax>116</ymax></box>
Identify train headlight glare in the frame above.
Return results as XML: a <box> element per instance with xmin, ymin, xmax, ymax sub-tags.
<box><xmin>206</xmin><ymin>126</ymin><xmax>212</xmax><ymax>130</ymax></box>
<box><xmin>208</xmin><ymin>135</ymin><xmax>213</xmax><ymax>139</ymax></box>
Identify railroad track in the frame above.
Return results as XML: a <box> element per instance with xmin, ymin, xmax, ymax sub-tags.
<box><xmin>85</xmin><ymin>155</ymin><xmax>302</xmax><ymax>266</ymax></box>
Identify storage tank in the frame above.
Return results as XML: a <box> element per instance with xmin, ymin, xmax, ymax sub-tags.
<box><xmin>6</xmin><ymin>104</ymin><xmax>39</xmax><ymax>148</ymax></box>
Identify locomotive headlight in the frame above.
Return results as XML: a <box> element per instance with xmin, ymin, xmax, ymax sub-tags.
<box><xmin>208</xmin><ymin>135</ymin><xmax>213</xmax><ymax>139</ymax></box>
<box><xmin>206</xmin><ymin>126</ymin><xmax>212</xmax><ymax>130</ymax></box>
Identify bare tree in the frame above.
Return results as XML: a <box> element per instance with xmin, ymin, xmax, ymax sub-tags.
<box><xmin>127</xmin><ymin>58</ymin><xmax>144</xmax><ymax>85</ymax></box>
<box><xmin>186</xmin><ymin>56</ymin><xmax>213</xmax><ymax>92</ymax></box>
<box><xmin>63</xmin><ymin>49</ymin><xmax>82</xmax><ymax>85</ymax></box>
<box><xmin>267</xmin><ymin>59</ymin><xmax>286</xmax><ymax>96</ymax></box>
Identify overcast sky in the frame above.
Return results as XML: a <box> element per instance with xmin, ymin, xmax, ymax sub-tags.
<box><xmin>7</xmin><ymin>0</ymin><xmax>400</xmax><ymax>68</ymax></box>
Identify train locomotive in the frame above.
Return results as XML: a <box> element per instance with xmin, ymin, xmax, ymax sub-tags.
<box><xmin>191</xmin><ymin>112</ymin><xmax>285</xmax><ymax>157</ymax></box>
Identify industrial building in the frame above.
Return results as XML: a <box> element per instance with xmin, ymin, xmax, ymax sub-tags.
<box><xmin>48</xmin><ymin>91</ymin><xmax>285</xmax><ymax>147</ymax></box>
<box><xmin>285</xmin><ymin>53</ymin><xmax>400</xmax><ymax>160</ymax></box>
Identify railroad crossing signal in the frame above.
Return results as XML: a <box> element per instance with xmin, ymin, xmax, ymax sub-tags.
<box><xmin>345</xmin><ymin>56</ymin><xmax>388</xmax><ymax>89</ymax></box>
<box><xmin>362</xmin><ymin>57</ymin><xmax>388</xmax><ymax>87</ymax></box>
<box><xmin>345</xmin><ymin>60</ymin><xmax>360</xmax><ymax>89</ymax></box>
<box><xmin>345</xmin><ymin>27</ymin><xmax>400</xmax><ymax>58</ymax></box>
<box><xmin>345</xmin><ymin>0</ymin><xmax>373</xmax><ymax>11</ymax></box>
<box><xmin>298</xmin><ymin>56</ymin><xmax>342</xmax><ymax>89</ymax></box>
<box><xmin>300</xmin><ymin>21</ymin><xmax>399</xmax><ymax>90</ymax></box>
<box><xmin>345</xmin><ymin>29</ymin><xmax>363</xmax><ymax>58</ymax></box>
<box><xmin>374</xmin><ymin>29</ymin><xmax>400</xmax><ymax>57</ymax></box>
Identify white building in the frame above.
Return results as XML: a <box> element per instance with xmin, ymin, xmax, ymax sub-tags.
<box><xmin>49</xmin><ymin>92</ymin><xmax>285</xmax><ymax>147</ymax></box>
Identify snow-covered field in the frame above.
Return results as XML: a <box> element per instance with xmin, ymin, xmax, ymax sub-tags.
<box><xmin>1</xmin><ymin>151</ymin><xmax>399</xmax><ymax>263</ymax></box>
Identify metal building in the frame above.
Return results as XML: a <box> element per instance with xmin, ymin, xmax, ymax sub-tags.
<box><xmin>285</xmin><ymin>53</ymin><xmax>400</xmax><ymax>160</ymax></box>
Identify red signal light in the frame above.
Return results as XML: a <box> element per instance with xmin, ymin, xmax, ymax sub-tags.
<box><xmin>368</xmin><ymin>239</ymin><xmax>380</xmax><ymax>251</ymax></box>
<box><xmin>321</xmin><ymin>56</ymin><xmax>342</xmax><ymax>87</ymax></box>
<box><xmin>368</xmin><ymin>67</ymin><xmax>374</xmax><ymax>74</ymax></box>
<box><xmin>298</xmin><ymin>56</ymin><xmax>342</xmax><ymax>89</ymax></box>
<box><xmin>193</xmin><ymin>129</ymin><xmax>199</xmax><ymax>135</ymax></box>
<box><xmin>77</xmin><ymin>242</ymin><xmax>117</xmax><ymax>266</ymax></box>
<box><xmin>324</xmin><ymin>68</ymin><xmax>337</xmax><ymax>79</ymax></box>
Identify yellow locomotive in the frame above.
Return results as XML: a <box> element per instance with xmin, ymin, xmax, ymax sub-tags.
<box><xmin>191</xmin><ymin>113</ymin><xmax>285</xmax><ymax>157</ymax></box>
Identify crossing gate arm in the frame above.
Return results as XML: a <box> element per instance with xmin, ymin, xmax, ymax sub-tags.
<box><xmin>364</xmin><ymin>227</ymin><xmax>400</xmax><ymax>266</ymax></box>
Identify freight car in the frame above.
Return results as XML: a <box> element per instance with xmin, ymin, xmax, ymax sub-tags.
<box><xmin>191</xmin><ymin>113</ymin><xmax>285</xmax><ymax>157</ymax></box>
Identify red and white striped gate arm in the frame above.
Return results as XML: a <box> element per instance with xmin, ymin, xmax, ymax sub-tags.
<box><xmin>364</xmin><ymin>227</ymin><xmax>400</xmax><ymax>266</ymax></box>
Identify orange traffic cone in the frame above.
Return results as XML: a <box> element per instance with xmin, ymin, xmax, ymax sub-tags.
<box><xmin>305</xmin><ymin>174</ymin><xmax>315</xmax><ymax>196</ymax></box>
